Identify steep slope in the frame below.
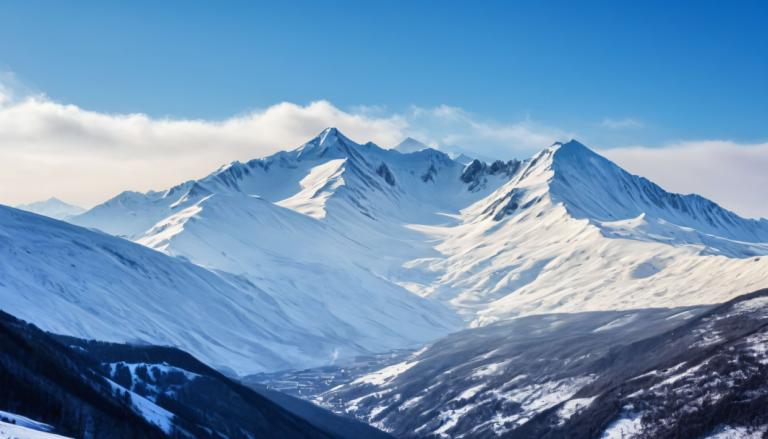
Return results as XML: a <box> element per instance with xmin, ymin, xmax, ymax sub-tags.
<box><xmin>0</xmin><ymin>308</ymin><xmax>181</xmax><ymax>438</ymax></box>
<box><xmin>135</xmin><ymin>192</ymin><xmax>460</xmax><ymax>359</ymax></box>
<box><xmin>59</xmin><ymin>335</ymin><xmax>390</xmax><ymax>439</ymax></box>
<box><xmin>548</xmin><ymin>140</ymin><xmax>768</xmax><ymax>246</ymax></box>
<box><xmin>399</xmin><ymin>141</ymin><xmax>768</xmax><ymax>322</ymax></box>
<box><xmin>0</xmin><ymin>309</ymin><xmax>343</xmax><ymax>438</ymax></box>
<box><xmin>16</xmin><ymin>197</ymin><xmax>85</xmax><ymax>220</ymax></box>
<box><xmin>314</xmin><ymin>289</ymin><xmax>768</xmax><ymax>438</ymax></box>
<box><xmin>0</xmin><ymin>205</ymin><xmax>456</xmax><ymax>374</ymax></box>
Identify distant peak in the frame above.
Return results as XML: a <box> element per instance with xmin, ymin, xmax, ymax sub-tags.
<box><xmin>395</xmin><ymin>137</ymin><xmax>429</xmax><ymax>153</ymax></box>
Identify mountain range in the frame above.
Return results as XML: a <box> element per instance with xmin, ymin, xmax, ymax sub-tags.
<box><xmin>69</xmin><ymin>128</ymin><xmax>768</xmax><ymax>325</ymax></box>
<box><xmin>3</xmin><ymin>127</ymin><xmax>767</xmax><ymax>437</ymax></box>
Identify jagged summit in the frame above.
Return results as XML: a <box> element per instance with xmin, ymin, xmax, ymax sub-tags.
<box><xmin>543</xmin><ymin>138</ymin><xmax>594</xmax><ymax>158</ymax></box>
<box><xmin>317</xmin><ymin>126</ymin><xmax>344</xmax><ymax>145</ymax></box>
<box><xmin>479</xmin><ymin>138</ymin><xmax>768</xmax><ymax>249</ymax></box>
<box><xmin>294</xmin><ymin>127</ymin><xmax>362</xmax><ymax>160</ymax></box>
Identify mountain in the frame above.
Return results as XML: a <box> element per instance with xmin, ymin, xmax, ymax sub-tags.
<box><xmin>394</xmin><ymin>140</ymin><xmax>768</xmax><ymax>323</ymax></box>
<box><xmin>15</xmin><ymin>197</ymin><xmax>85</xmax><ymax>220</ymax></box>
<box><xmin>0</xmin><ymin>308</ymin><xmax>373</xmax><ymax>438</ymax></box>
<box><xmin>68</xmin><ymin>128</ymin><xmax>768</xmax><ymax>363</ymax></box>
<box><xmin>13</xmin><ymin>128</ymin><xmax>768</xmax><ymax>436</ymax></box>
<box><xmin>290</xmin><ymin>289</ymin><xmax>768</xmax><ymax>438</ymax></box>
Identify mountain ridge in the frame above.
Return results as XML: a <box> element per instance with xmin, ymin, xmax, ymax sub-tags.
<box><xmin>58</xmin><ymin>128</ymin><xmax>768</xmax><ymax>365</ymax></box>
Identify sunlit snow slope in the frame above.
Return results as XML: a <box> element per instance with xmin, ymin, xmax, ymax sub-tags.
<box><xmin>69</xmin><ymin>129</ymin><xmax>768</xmax><ymax>361</ymax></box>
<box><xmin>406</xmin><ymin>141</ymin><xmax>768</xmax><ymax>324</ymax></box>
<box><xmin>0</xmin><ymin>205</ymin><xmax>457</xmax><ymax>374</ymax></box>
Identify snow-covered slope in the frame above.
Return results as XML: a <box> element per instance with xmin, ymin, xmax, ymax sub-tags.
<box><xmin>0</xmin><ymin>205</ymin><xmax>456</xmax><ymax>374</ymax></box>
<box><xmin>135</xmin><ymin>192</ymin><xmax>460</xmax><ymax>359</ymax></box>
<box><xmin>70</xmin><ymin>129</ymin><xmax>768</xmax><ymax>354</ymax></box>
<box><xmin>396</xmin><ymin>140</ymin><xmax>768</xmax><ymax>323</ymax></box>
<box><xmin>15</xmin><ymin>197</ymin><xmax>85</xmax><ymax>220</ymax></box>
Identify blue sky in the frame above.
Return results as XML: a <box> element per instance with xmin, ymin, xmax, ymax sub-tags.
<box><xmin>0</xmin><ymin>0</ymin><xmax>766</xmax><ymax>216</ymax></box>
<box><xmin>1</xmin><ymin>0</ymin><xmax>766</xmax><ymax>146</ymax></box>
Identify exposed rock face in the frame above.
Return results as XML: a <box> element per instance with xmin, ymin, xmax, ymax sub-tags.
<box><xmin>461</xmin><ymin>159</ymin><xmax>521</xmax><ymax>191</ymax></box>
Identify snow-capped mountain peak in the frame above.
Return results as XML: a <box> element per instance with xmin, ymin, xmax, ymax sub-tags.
<box><xmin>15</xmin><ymin>197</ymin><xmax>86</xmax><ymax>220</ymax></box>
<box><xmin>543</xmin><ymin>139</ymin><xmax>768</xmax><ymax>246</ymax></box>
<box><xmin>294</xmin><ymin>127</ymin><xmax>367</xmax><ymax>161</ymax></box>
<box><xmin>475</xmin><ymin>139</ymin><xmax>768</xmax><ymax>251</ymax></box>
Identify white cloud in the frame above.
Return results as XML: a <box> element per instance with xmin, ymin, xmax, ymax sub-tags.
<box><xmin>0</xmin><ymin>96</ymin><xmax>411</xmax><ymax>207</ymax></box>
<box><xmin>600</xmin><ymin>117</ymin><xmax>644</xmax><ymax>129</ymax></box>
<box><xmin>404</xmin><ymin>105</ymin><xmax>570</xmax><ymax>159</ymax></box>
<box><xmin>0</xmin><ymin>75</ymin><xmax>764</xmax><ymax>220</ymax></box>
<box><xmin>602</xmin><ymin>140</ymin><xmax>768</xmax><ymax>219</ymax></box>
<box><xmin>0</xmin><ymin>80</ymin><xmax>564</xmax><ymax>207</ymax></box>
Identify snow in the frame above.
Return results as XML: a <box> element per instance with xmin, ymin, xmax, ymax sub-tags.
<box><xmin>653</xmin><ymin>362</ymin><xmax>707</xmax><ymax>387</ymax></box>
<box><xmin>600</xmin><ymin>407</ymin><xmax>644</xmax><ymax>439</ymax></box>
<box><xmin>744</xmin><ymin>332</ymin><xmax>768</xmax><ymax>364</ymax></box>
<box><xmin>0</xmin><ymin>412</ymin><xmax>60</xmax><ymax>437</ymax></box>
<box><xmin>0</xmin><ymin>422</ymin><xmax>71</xmax><ymax>439</ymax></box>
<box><xmin>107</xmin><ymin>361</ymin><xmax>200</xmax><ymax>395</ymax></box>
<box><xmin>454</xmin><ymin>383</ymin><xmax>486</xmax><ymax>401</ymax></box>
<box><xmin>105</xmin><ymin>379</ymin><xmax>174</xmax><ymax>434</ymax></box>
<box><xmin>557</xmin><ymin>396</ymin><xmax>598</xmax><ymax>424</ymax></box>
<box><xmin>353</xmin><ymin>360</ymin><xmax>419</xmax><ymax>386</ymax></box>
<box><xmin>705</xmin><ymin>424</ymin><xmax>768</xmax><ymax>439</ymax></box>
<box><xmin>434</xmin><ymin>404</ymin><xmax>475</xmax><ymax>437</ymax></box>
<box><xmin>44</xmin><ymin>129</ymin><xmax>768</xmax><ymax>374</ymax></box>
<box><xmin>471</xmin><ymin>360</ymin><xmax>510</xmax><ymax>378</ymax></box>
<box><xmin>0</xmin><ymin>195</ymin><xmax>457</xmax><ymax>374</ymax></box>
<box><xmin>731</xmin><ymin>296</ymin><xmax>768</xmax><ymax>316</ymax></box>
<box><xmin>412</xmin><ymin>141</ymin><xmax>768</xmax><ymax>324</ymax></box>
<box><xmin>473</xmin><ymin>376</ymin><xmax>595</xmax><ymax>435</ymax></box>
<box><xmin>593</xmin><ymin>314</ymin><xmax>639</xmax><ymax>332</ymax></box>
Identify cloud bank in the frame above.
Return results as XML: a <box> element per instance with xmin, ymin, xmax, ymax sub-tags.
<box><xmin>602</xmin><ymin>141</ymin><xmax>768</xmax><ymax>219</ymax></box>
<box><xmin>599</xmin><ymin>117</ymin><xmax>644</xmax><ymax>129</ymax></box>
<box><xmin>0</xmin><ymin>88</ymin><xmax>563</xmax><ymax>207</ymax></box>
<box><xmin>0</xmin><ymin>78</ymin><xmax>765</xmax><ymax>218</ymax></box>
